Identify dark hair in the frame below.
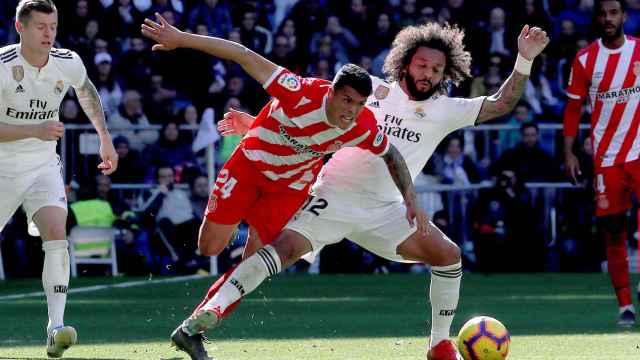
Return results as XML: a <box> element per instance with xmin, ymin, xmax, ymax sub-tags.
<box><xmin>16</xmin><ymin>0</ymin><xmax>56</xmax><ymax>24</ymax></box>
<box><xmin>383</xmin><ymin>22</ymin><xmax>471</xmax><ymax>94</ymax></box>
<box><xmin>332</xmin><ymin>63</ymin><xmax>372</xmax><ymax>97</ymax></box>
<box><xmin>521</xmin><ymin>122</ymin><xmax>538</xmax><ymax>133</ymax></box>
<box><xmin>595</xmin><ymin>0</ymin><xmax>626</xmax><ymax>12</ymax></box>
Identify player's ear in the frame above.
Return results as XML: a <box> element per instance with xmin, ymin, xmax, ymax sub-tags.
<box><xmin>15</xmin><ymin>19</ymin><xmax>23</xmax><ymax>34</ymax></box>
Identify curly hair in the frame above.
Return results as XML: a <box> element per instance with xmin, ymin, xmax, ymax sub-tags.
<box><xmin>383</xmin><ymin>22</ymin><xmax>472</xmax><ymax>94</ymax></box>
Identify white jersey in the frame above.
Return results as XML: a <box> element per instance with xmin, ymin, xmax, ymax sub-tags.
<box><xmin>0</xmin><ymin>44</ymin><xmax>87</xmax><ymax>176</ymax></box>
<box><xmin>313</xmin><ymin>76</ymin><xmax>485</xmax><ymax>202</ymax></box>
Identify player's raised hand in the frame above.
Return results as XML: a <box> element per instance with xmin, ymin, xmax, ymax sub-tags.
<box><xmin>98</xmin><ymin>136</ymin><xmax>119</xmax><ymax>175</ymax></box>
<box><xmin>405</xmin><ymin>195</ymin><xmax>430</xmax><ymax>236</ymax></box>
<box><xmin>564</xmin><ymin>152</ymin><xmax>582</xmax><ymax>185</ymax></box>
<box><xmin>141</xmin><ymin>13</ymin><xmax>183</xmax><ymax>51</ymax></box>
<box><xmin>517</xmin><ymin>25</ymin><xmax>550</xmax><ymax>60</ymax></box>
<box><xmin>217</xmin><ymin>108</ymin><xmax>254</xmax><ymax>136</ymax></box>
<box><xmin>35</xmin><ymin>121</ymin><xmax>65</xmax><ymax>141</ymax></box>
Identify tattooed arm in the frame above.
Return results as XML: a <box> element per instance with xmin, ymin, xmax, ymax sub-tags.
<box><xmin>476</xmin><ymin>70</ymin><xmax>529</xmax><ymax>123</ymax></box>
<box><xmin>75</xmin><ymin>77</ymin><xmax>118</xmax><ymax>174</ymax></box>
<box><xmin>477</xmin><ymin>25</ymin><xmax>550</xmax><ymax>123</ymax></box>
<box><xmin>382</xmin><ymin>144</ymin><xmax>428</xmax><ymax>235</ymax></box>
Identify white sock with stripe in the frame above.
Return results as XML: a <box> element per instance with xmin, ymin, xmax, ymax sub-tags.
<box><xmin>202</xmin><ymin>245</ymin><xmax>282</xmax><ymax>314</ymax></box>
<box><xmin>42</xmin><ymin>240</ymin><xmax>70</xmax><ymax>334</ymax></box>
<box><xmin>429</xmin><ymin>261</ymin><xmax>462</xmax><ymax>348</ymax></box>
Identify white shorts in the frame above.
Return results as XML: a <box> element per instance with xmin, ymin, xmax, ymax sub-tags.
<box><xmin>286</xmin><ymin>188</ymin><xmax>418</xmax><ymax>263</ymax></box>
<box><xmin>0</xmin><ymin>158</ymin><xmax>66</xmax><ymax>231</ymax></box>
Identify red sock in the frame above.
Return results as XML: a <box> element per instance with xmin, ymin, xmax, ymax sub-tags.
<box><xmin>192</xmin><ymin>265</ymin><xmax>242</xmax><ymax>318</ymax></box>
<box><xmin>606</xmin><ymin>232</ymin><xmax>632</xmax><ymax>307</ymax></box>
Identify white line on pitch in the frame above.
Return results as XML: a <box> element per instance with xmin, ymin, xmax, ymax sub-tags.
<box><xmin>0</xmin><ymin>274</ymin><xmax>208</xmax><ymax>301</ymax></box>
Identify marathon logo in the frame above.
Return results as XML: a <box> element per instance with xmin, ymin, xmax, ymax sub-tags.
<box><xmin>439</xmin><ymin>309</ymin><xmax>456</xmax><ymax>316</ymax></box>
<box><xmin>378</xmin><ymin>114</ymin><xmax>422</xmax><ymax>143</ymax></box>
<box><xmin>596</xmin><ymin>86</ymin><xmax>640</xmax><ymax>103</ymax></box>
<box><xmin>6</xmin><ymin>99</ymin><xmax>58</xmax><ymax>120</ymax></box>
<box><xmin>229</xmin><ymin>277</ymin><xmax>245</xmax><ymax>296</ymax></box>
<box><xmin>278</xmin><ymin>124</ymin><xmax>324</xmax><ymax>157</ymax></box>
<box><xmin>54</xmin><ymin>285</ymin><xmax>68</xmax><ymax>294</ymax></box>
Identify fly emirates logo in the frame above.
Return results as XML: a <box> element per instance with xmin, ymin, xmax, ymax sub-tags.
<box><xmin>6</xmin><ymin>99</ymin><xmax>59</xmax><ymax>120</ymax></box>
<box><xmin>377</xmin><ymin>114</ymin><xmax>422</xmax><ymax>143</ymax></box>
<box><xmin>596</xmin><ymin>86</ymin><xmax>640</xmax><ymax>104</ymax></box>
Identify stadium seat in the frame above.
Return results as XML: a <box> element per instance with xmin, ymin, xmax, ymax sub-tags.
<box><xmin>68</xmin><ymin>226</ymin><xmax>118</xmax><ymax>277</ymax></box>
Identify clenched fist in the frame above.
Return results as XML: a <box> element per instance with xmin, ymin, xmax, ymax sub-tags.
<box><xmin>34</xmin><ymin>121</ymin><xmax>65</xmax><ymax>141</ymax></box>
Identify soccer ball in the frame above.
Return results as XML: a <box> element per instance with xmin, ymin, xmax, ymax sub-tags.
<box><xmin>457</xmin><ymin>316</ymin><xmax>510</xmax><ymax>360</ymax></box>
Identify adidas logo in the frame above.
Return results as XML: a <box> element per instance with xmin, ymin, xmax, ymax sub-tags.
<box><xmin>368</xmin><ymin>101</ymin><xmax>380</xmax><ymax>108</ymax></box>
<box><xmin>15</xmin><ymin>84</ymin><xmax>24</xmax><ymax>93</ymax></box>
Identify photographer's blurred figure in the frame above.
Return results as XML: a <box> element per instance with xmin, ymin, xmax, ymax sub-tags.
<box><xmin>138</xmin><ymin>165</ymin><xmax>201</xmax><ymax>274</ymax></box>
<box><xmin>470</xmin><ymin>170</ymin><xmax>541</xmax><ymax>272</ymax></box>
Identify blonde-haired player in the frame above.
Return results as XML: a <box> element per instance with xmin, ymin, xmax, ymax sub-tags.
<box><xmin>0</xmin><ymin>1</ymin><xmax>118</xmax><ymax>357</ymax></box>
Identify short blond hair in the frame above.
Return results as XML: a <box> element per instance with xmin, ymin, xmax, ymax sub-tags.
<box><xmin>16</xmin><ymin>0</ymin><xmax>57</xmax><ymax>24</ymax></box>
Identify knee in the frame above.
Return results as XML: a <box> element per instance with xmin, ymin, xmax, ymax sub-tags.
<box><xmin>197</xmin><ymin>230</ymin><xmax>227</xmax><ymax>257</ymax></box>
<box><xmin>444</xmin><ymin>241</ymin><xmax>461</xmax><ymax>265</ymax></box>
<box><xmin>272</xmin><ymin>230</ymin><xmax>307</xmax><ymax>267</ymax></box>
<box><xmin>428</xmin><ymin>236</ymin><xmax>461</xmax><ymax>267</ymax></box>
<box><xmin>41</xmin><ymin>222</ymin><xmax>66</xmax><ymax>240</ymax></box>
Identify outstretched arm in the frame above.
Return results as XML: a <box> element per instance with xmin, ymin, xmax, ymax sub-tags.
<box><xmin>382</xmin><ymin>144</ymin><xmax>428</xmax><ymax>235</ymax></box>
<box><xmin>141</xmin><ymin>13</ymin><xmax>278</xmax><ymax>85</ymax></box>
<box><xmin>75</xmin><ymin>77</ymin><xmax>118</xmax><ymax>175</ymax></box>
<box><xmin>217</xmin><ymin>108</ymin><xmax>255</xmax><ymax>136</ymax></box>
<box><xmin>476</xmin><ymin>25</ymin><xmax>550</xmax><ymax>123</ymax></box>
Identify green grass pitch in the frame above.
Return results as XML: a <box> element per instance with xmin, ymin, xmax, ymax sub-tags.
<box><xmin>0</xmin><ymin>273</ymin><xmax>638</xmax><ymax>359</ymax></box>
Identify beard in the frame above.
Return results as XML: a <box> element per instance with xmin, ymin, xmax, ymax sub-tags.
<box><xmin>404</xmin><ymin>70</ymin><xmax>439</xmax><ymax>101</ymax></box>
<box><xmin>601</xmin><ymin>24</ymin><xmax>623</xmax><ymax>42</ymax></box>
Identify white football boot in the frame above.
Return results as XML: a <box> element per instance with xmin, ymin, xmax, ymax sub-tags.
<box><xmin>46</xmin><ymin>326</ymin><xmax>77</xmax><ymax>358</ymax></box>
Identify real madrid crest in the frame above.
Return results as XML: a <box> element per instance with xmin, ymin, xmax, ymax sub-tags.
<box><xmin>374</xmin><ymin>85</ymin><xmax>389</xmax><ymax>100</ymax></box>
<box><xmin>415</xmin><ymin>106</ymin><xmax>425</xmax><ymax>118</ymax></box>
<box><xmin>11</xmin><ymin>65</ymin><xmax>23</xmax><ymax>82</ymax></box>
<box><xmin>54</xmin><ymin>80</ymin><xmax>64</xmax><ymax>95</ymax></box>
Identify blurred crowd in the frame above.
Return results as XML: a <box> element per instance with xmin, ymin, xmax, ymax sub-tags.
<box><xmin>2</xmin><ymin>0</ymin><xmax>637</xmax><ymax>277</ymax></box>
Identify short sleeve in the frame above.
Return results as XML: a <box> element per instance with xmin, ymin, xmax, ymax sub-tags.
<box><xmin>354</xmin><ymin>111</ymin><xmax>390</xmax><ymax>156</ymax></box>
<box><xmin>68</xmin><ymin>51</ymin><xmax>88</xmax><ymax>88</ymax></box>
<box><xmin>263</xmin><ymin>67</ymin><xmax>321</xmax><ymax>108</ymax></box>
<box><xmin>440</xmin><ymin>96</ymin><xmax>486</xmax><ymax>131</ymax></box>
<box><xmin>565</xmin><ymin>55</ymin><xmax>589</xmax><ymax>100</ymax></box>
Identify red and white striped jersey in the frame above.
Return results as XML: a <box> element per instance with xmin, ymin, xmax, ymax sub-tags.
<box><xmin>240</xmin><ymin>67</ymin><xmax>389</xmax><ymax>192</ymax></box>
<box><xmin>566</xmin><ymin>36</ymin><xmax>640</xmax><ymax>168</ymax></box>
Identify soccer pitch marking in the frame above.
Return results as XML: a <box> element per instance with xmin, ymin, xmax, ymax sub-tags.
<box><xmin>0</xmin><ymin>274</ymin><xmax>381</xmax><ymax>304</ymax></box>
<box><xmin>0</xmin><ymin>274</ymin><xmax>205</xmax><ymax>301</ymax></box>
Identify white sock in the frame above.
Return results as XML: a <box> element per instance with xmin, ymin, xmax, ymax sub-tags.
<box><xmin>202</xmin><ymin>245</ymin><xmax>282</xmax><ymax>314</ymax></box>
<box><xmin>428</xmin><ymin>261</ymin><xmax>462</xmax><ymax>348</ymax></box>
<box><xmin>42</xmin><ymin>240</ymin><xmax>70</xmax><ymax>334</ymax></box>
<box><xmin>620</xmin><ymin>304</ymin><xmax>636</xmax><ymax>314</ymax></box>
